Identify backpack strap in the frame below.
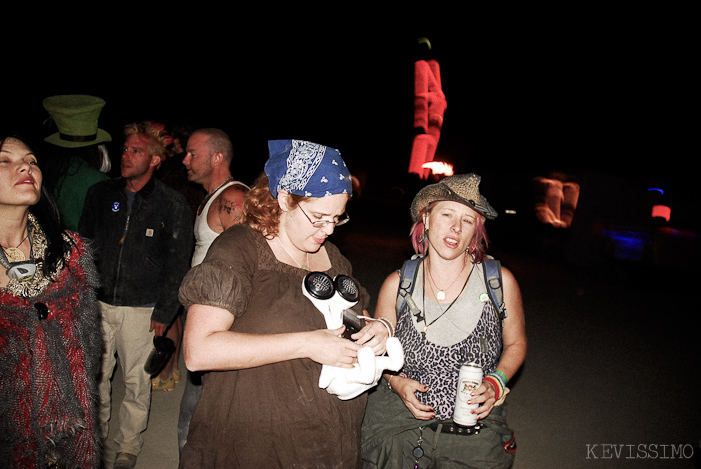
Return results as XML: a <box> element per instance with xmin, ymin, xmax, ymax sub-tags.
<box><xmin>396</xmin><ymin>255</ymin><xmax>424</xmax><ymax>320</ymax></box>
<box><xmin>483</xmin><ymin>257</ymin><xmax>507</xmax><ymax>322</ymax></box>
<box><xmin>395</xmin><ymin>255</ymin><xmax>507</xmax><ymax>325</ymax></box>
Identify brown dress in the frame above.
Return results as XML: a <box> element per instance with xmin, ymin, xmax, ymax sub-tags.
<box><xmin>178</xmin><ymin>224</ymin><xmax>369</xmax><ymax>469</ymax></box>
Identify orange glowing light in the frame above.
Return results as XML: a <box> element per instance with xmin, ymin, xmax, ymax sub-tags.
<box><xmin>652</xmin><ymin>205</ymin><xmax>671</xmax><ymax>222</ymax></box>
<box><xmin>533</xmin><ymin>176</ymin><xmax>580</xmax><ymax>228</ymax></box>
<box><xmin>422</xmin><ymin>161</ymin><xmax>454</xmax><ymax>176</ymax></box>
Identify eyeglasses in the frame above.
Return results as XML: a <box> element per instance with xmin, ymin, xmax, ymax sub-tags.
<box><xmin>298</xmin><ymin>204</ymin><xmax>350</xmax><ymax>228</ymax></box>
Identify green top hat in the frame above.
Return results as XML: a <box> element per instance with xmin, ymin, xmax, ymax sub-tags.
<box><xmin>43</xmin><ymin>95</ymin><xmax>112</xmax><ymax>148</ymax></box>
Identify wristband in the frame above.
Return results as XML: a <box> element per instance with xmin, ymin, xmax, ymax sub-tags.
<box><xmin>493</xmin><ymin>369</ymin><xmax>508</xmax><ymax>385</ymax></box>
<box><xmin>495</xmin><ymin>387</ymin><xmax>510</xmax><ymax>406</ymax></box>
<box><xmin>482</xmin><ymin>375</ymin><xmax>503</xmax><ymax>401</ymax></box>
<box><xmin>487</xmin><ymin>371</ymin><xmax>506</xmax><ymax>392</ymax></box>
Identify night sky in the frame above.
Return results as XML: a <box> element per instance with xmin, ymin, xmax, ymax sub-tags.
<box><xmin>3</xmin><ymin>11</ymin><xmax>696</xmax><ymax>230</ymax></box>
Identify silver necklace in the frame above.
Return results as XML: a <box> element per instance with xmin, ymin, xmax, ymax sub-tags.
<box><xmin>277</xmin><ymin>237</ymin><xmax>310</xmax><ymax>270</ymax></box>
<box><xmin>420</xmin><ymin>263</ymin><xmax>474</xmax><ymax>337</ymax></box>
<box><xmin>427</xmin><ymin>255</ymin><xmax>467</xmax><ymax>301</ymax></box>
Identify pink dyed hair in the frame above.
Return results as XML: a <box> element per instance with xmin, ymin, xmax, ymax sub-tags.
<box><xmin>410</xmin><ymin>203</ymin><xmax>489</xmax><ymax>262</ymax></box>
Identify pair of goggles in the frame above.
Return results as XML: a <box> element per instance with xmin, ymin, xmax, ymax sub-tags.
<box><xmin>303</xmin><ymin>272</ymin><xmax>365</xmax><ymax>339</ymax></box>
<box><xmin>303</xmin><ymin>272</ymin><xmax>359</xmax><ymax>303</ymax></box>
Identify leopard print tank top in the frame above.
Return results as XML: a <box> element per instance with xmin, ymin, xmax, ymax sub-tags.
<box><xmin>395</xmin><ymin>261</ymin><xmax>503</xmax><ymax>420</ymax></box>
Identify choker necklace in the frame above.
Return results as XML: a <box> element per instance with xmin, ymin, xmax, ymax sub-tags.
<box><xmin>427</xmin><ymin>255</ymin><xmax>467</xmax><ymax>301</ymax></box>
<box><xmin>420</xmin><ymin>263</ymin><xmax>474</xmax><ymax>337</ymax></box>
<box><xmin>1</xmin><ymin>232</ymin><xmax>30</xmax><ymax>263</ymax></box>
<box><xmin>277</xmin><ymin>237</ymin><xmax>310</xmax><ymax>270</ymax></box>
<box><xmin>198</xmin><ymin>176</ymin><xmax>234</xmax><ymax>215</ymax></box>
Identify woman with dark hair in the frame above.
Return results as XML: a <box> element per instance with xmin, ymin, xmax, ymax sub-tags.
<box><xmin>362</xmin><ymin>174</ymin><xmax>527</xmax><ymax>468</ymax></box>
<box><xmin>0</xmin><ymin>135</ymin><xmax>102</xmax><ymax>468</ymax></box>
<box><xmin>178</xmin><ymin>140</ymin><xmax>391</xmax><ymax>468</ymax></box>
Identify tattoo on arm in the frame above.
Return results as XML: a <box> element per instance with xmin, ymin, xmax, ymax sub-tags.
<box><xmin>219</xmin><ymin>197</ymin><xmax>243</xmax><ymax>215</ymax></box>
<box><xmin>217</xmin><ymin>191</ymin><xmax>246</xmax><ymax>229</ymax></box>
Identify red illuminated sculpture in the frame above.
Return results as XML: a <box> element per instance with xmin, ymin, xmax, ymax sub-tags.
<box><xmin>409</xmin><ymin>39</ymin><xmax>447</xmax><ymax>179</ymax></box>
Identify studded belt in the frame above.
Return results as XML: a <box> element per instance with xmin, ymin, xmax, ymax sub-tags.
<box><xmin>427</xmin><ymin>421</ymin><xmax>483</xmax><ymax>436</ymax></box>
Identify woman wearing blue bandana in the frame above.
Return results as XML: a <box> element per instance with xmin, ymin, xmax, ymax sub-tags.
<box><xmin>178</xmin><ymin>140</ymin><xmax>391</xmax><ymax>468</ymax></box>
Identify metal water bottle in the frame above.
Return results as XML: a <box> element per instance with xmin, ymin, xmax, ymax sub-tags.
<box><xmin>452</xmin><ymin>362</ymin><xmax>483</xmax><ymax>426</ymax></box>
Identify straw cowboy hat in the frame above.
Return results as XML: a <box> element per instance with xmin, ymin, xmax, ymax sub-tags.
<box><xmin>43</xmin><ymin>95</ymin><xmax>112</xmax><ymax>148</ymax></box>
<box><xmin>410</xmin><ymin>173</ymin><xmax>498</xmax><ymax>221</ymax></box>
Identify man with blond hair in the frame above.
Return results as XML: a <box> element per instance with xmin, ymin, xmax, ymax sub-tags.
<box><xmin>79</xmin><ymin>121</ymin><xmax>193</xmax><ymax>469</ymax></box>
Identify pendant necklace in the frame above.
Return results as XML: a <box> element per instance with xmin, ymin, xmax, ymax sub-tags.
<box><xmin>427</xmin><ymin>255</ymin><xmax>467</xmax><ymax>301</ymax></box>
<box><xmin>1</xmin><ymin>232</ymin><xmax>30</xmax><ymax>263</ymax></box>
<box><xmin>277</xmin><ymin>237</ymin><xmax>310</xmax><ymax>270</ymax></box>
<box><xmin>420</xmin><ymin>262</ymin><xmax>474</xmax><ymax>338</ymax></box>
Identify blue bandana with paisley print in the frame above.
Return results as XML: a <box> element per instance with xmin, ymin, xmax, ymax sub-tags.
<box><xmin>265</xmin><ymin>139</ymin><xmax>353</xmax><ymax>198</ymax></box>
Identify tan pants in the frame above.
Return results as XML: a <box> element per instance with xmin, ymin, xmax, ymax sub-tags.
<box><xmin>98</xmin><ymin>301</ymin><xmax>154</xmax><ymax>456</ymax></box>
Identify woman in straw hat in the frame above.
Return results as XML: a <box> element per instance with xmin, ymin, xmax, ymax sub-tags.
<box><xmin>178</xmin><ymin>140</ymin><xmax>391</xmax><ymax>468</ymax></box>
<box><xmin>0</xmin><ymin>134</ymin><xmax>102</xmax><ymax>467</ymax></box>
<box><xmin>362</xmin><ymin>174</ymin><xmax>527</xmax><ymax>468</ymax></box>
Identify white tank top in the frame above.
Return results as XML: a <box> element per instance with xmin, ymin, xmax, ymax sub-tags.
<box><xmin>191</xmin><ymin>180</ymin><xmax>249</xmax><ymax>267</ymax></box>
